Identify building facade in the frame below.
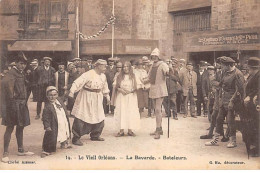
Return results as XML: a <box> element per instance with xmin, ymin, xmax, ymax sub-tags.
<box><xmin>168</xmin><ymin>0</ymin><xmax>260</xmax><ymax>66</ymax></box>
<box><xmin>0</xmin><ymin>0</ymin><xmax>259</xmax><ymax>69</ymax></box>
<box><xmin>0</xmin><ymin>0</ymin><xmax>75</xmax><ymax>69</ymax></box>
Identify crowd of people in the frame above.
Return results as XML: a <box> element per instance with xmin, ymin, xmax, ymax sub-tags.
<box><xmin>0</xmin><ymin>48</ymin><xmax>259</xmax><ymax>163</ymax></box>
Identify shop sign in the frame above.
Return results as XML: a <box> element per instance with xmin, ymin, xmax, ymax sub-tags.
<box><xmin>125</xmin><ymin>46</ymin><xmax>152</xmax><ymax>53</ymax></box>
<box><xmin>194</xmin><ymin>33</ymin><xmax>259</xmax><ymax>46</ymax></box>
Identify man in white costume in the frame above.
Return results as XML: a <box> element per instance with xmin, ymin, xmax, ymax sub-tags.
<box><xmin>68</xmin><ymin>59</ymin><xmax>110</xmax><ymax>146</ymax></box>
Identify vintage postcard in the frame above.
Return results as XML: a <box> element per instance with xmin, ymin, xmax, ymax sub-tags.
<box><xmin>0</xmin><ymin>0</ymin><xmax>259</xmax><ymax>170</ymax></box>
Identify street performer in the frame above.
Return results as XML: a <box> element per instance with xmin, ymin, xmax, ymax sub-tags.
<box><xmin>147</xmin><ymin>48</ymin><xmax>169</xmax><ymax>139</ymax></box>
<box><xmin>1</xmin><ymin>53</ymin><xmax>34</xmax><ymax>163</ymax></box>
<box><xmin>205</xmin><ymin>56</ymin><xmax>244</xmax><ymax>148</ymax></box>
<box><xmin>68</xmin><ymin>59</ymin><xmax>110</xmax><ymax>146</ymax></box>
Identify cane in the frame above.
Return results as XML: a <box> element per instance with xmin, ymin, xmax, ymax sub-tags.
<box><xmin>167</xmin><ymin>71</ymin><xmax>171</xmax><ymax>138</ymax></box>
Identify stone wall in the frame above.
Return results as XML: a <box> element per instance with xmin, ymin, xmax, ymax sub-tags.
<box><xmin>211</xmin><ymin>0</ymin><xmax>260</xmax><ymax>30</ymax></box>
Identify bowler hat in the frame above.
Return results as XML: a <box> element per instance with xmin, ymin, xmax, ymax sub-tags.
<box><xmin>247</xmin><ymin>57</ymin><xmax>260</xmax><ymax>68</ymax></box>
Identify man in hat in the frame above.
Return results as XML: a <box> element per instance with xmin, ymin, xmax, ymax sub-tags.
<box><xmin>104</xmin><ymin>57</ymin><xmax>117</xmax><ymax>114</ymax></box>
<box><xmin>68</xmin><ymin>59</ymin><xmax>110</xmax><ymax>145</ymax></box>
<box><xmin>202</xmin><ymin>65</ymin><xmax>216</xmax><ymax>121</ymax></box>
<box><xmin>242</xmin><ymin>57</ymin><xmax>260</xmax><ymax>157</ymax></box>
<box><xmin>55</xmin><ymin>62</ymin><xmax>69</xmax><ymax>99</ymax></box>
<box><xmin>240</xmin><ymin>64</ymin><xmax>249</xmax><ymax>81</ymax></box>
<box><xmin>35</xmin><ymin>57</ymin><xmax>56</xmax><ymax>120</ymax></box>
<box><xmin>206</xmin><ymin>56</ymin><xmax>244</xmax><ymax>148</ymax></box>
<box><xmin>148</xmin><ymin>48</ymin><xmax>169</xmax><ymax>139</ymax></box>
<box><xmin>177</xmin><ymin>58</ymin><xmax>186</xmax><ymax>114</ymax></box>
<box><xmin>81</xmin><ymin>55</ymin><xmax>94</xmax><ymax>72</ymax></box>
<box><xmin>1</xmin><ymin>53</ymin><xmax>34</xmax><ymax>163</ymax></box>
<box><xmin>197</xmin><ymin>61</ymin><xmax>209</xmax><ymax>117</ymax></box>
<box><xmin>180</xmin><ymin>62</ymin><xmax>197</xmax><ymax>118</ymax></box>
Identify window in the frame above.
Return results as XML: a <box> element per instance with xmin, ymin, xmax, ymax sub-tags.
<box><xmin>51</xmin><ymin>1</ymin><xmax>62</xmax><ymax>23</ymax></box>
<box><xmin>173</xmin><ymin>7</ymin><xmax>211</xmax><ymax>32</ymax></box>
<box><xmin>29</xmin><ymin>0</ymin><xmax>39</xmax><ymax>23</ymax></box>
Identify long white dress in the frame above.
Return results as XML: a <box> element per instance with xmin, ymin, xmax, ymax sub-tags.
<box><xmin>114</xmin><ymin>75</ymin><xmax>141</xmax><ymax>130</ymax></box>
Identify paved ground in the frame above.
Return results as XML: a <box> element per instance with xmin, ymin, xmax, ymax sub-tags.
<box><xmin>0</xmin><ymin>100</ymin><xmax>259</xmax><ymax>170</ymax></box>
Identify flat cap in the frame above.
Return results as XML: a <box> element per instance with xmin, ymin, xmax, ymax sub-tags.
<box><xmin>142</xmin><ymin>56</ymin><xmax>149</xmax><ymax>63</ymax></box>
<box><xmin>9</xmin><ymin>62</ymin><xmax>16</xmax><ymax>66</ymax></box>
<box><xmin>46</xmin><ymin>86</ymin><xmax>58</xmax><ymax>95</ymax></box>
<box><xmin>207</xmin><ymin>66</ymin><xmax>215</xmax><ymax>70</ymax></box>
<box><xmin>81</xmin><ymin>55</ymin><xmax>93</xmax><ymax>61</ymax></box>
<box><xmin>199</xmin><ymin>61</ymin><xmax>208</xmax><ymax>67</ymax></box>
<box><xmin>179</xmin><ymin>59</ymin><xmax>186</xmax><ymax>63</ymax></box>
<box><xmin>43</xmin><ymin>57</ymin><xmax>52</xmax><ymax>61</ymax></box>
<box><xmin>218</xmin><ymin>56</ymin><xmax>235</xmax><ymax>63</ymax></box>
<box><xmin>186</xmin><ymin>62</ymin><xmax>193</xmax><ymax>66</ymax></box>
<box><xmin>94</xmin><ymin>59</ymin><xmax>107</xmax><ymax>66</ymax></box>
<box><xmin>71</xmin><ymin>57</ymin><xmax>81</xmax><ymax>62</ymax></box>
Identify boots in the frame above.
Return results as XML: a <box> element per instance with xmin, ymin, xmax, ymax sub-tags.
<box><xmin>227</xmin><ymin>136</ymin><xmax>237</xmax><ymax>148</ymax></box>
<box><xmin>205</xmin><ymin>133</ymin><xmax>220</xmax><ymax>146</ymax></box>
<box><xmin>150</xmin><ymin>127</ymin><xmax>163</xmax><ymax>136</ymax></box>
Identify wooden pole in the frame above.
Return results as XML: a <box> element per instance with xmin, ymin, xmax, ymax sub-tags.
<box><xmin>111</xmin><ymin>0</ymin><xmax>115</xmax><ymax>58</ymax></box>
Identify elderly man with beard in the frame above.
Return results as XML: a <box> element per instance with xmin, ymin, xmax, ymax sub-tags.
<box><xmin>68</xmin><ymin>59</ymin><xmax>110</xmax><ymax>146</ymax></box>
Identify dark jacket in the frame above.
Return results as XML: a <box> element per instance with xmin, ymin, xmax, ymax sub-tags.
<box><xmin>245</xmin><ymin>70</ymin><xmax>260</xmax><ymax>103</ymax></box>
<box><xmin>166</xmin><ymin>68</ymin><xmax>179</xmax><ymax>95</ymax></box>
<box><xmin>1</xmin><ymin>68</ymin><xmax>30</xmax><ymax>126</ymax></box>
<box><xmin>42</xmin><ymin>97</ymin><xmax>71</xmax><ymax>153</ymax></box>
<box><xmin>36</xmin><ymin>66</ymin><xmax>56</xmax><ymax>102</ymax></box>
<box><xmin>201</xmin><ymin>70</ymin><xmax>210</xmax><ymax>98</ymax></box>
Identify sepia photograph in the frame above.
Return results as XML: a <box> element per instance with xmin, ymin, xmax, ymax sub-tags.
<box><xmin>0</xmin><ymin>0</ymin><xmax>259</xmax><ymax>170</ymax></box>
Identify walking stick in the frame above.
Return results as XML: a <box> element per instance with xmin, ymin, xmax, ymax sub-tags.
<box><xmin>167</xmin><ymin>71</ymin><xmax>171</xmax><ymax>138</ymax></box>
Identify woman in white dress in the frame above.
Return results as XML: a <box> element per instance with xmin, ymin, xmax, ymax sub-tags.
<box><xmin>114</xmin><ymin>61</ymin><xmax>141</xmax><ymax>137</ymax></box>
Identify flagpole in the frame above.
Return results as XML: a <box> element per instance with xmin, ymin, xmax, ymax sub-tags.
<box><xmin>111</xmin><ymin>0</ymin><xmax>115</xmax><ymax>58</ymax></box>
<box><xmin>76</xmin><ymin>0</ymin><xmax>80</xmax><ymax>58</ymax></box>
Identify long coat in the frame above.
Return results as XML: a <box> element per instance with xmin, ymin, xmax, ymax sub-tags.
<box><xmin>1</xmin><ymin>68</ymin><xmax>30</xmax><ymax>127</ymax></box>
<box><xmin>180</xmin><ymin>69</ymin><xmax>197</xmax><ymax>97</ymax></box>
<box><xmin>42</xmin><ymin>97</ymin><xmax>71</xmax><ymax>153</ymax></box>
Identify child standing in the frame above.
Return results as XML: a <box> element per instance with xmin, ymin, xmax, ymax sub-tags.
<box><xmin>41</xmin><ymin>86</ymin><xmax>71</xmax><ymax>158</ymax></box>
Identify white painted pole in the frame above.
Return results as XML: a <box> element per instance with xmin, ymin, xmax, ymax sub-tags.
<box><xmin>111</xmin><ymin>0</ymin><xmax>115</xmax><ymax>58</ymax></box>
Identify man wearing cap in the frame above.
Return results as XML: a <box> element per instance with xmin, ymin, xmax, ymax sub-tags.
<box><xmin>1</xmin><ymin>53</ymin><xmax>34</xmax><ymax>163</ymax></box>
<box><xmin>180</xmin><ymin>62</ymin><xmax>197</xmax><ymax>118</ymax></box>
<box><xmin>104</xmin><ymin>57</ymin><xmax>116</xmax><ymax>114</ymax></box>
<box><xmin>177</xmin><ymin>58</ymin><xmax>186</xmax><ymax>114</ymax></box>
<box><xmin>162</xmin><ymin>58</ymin><xmax>179</xmax><ymax>120</ymax></box>
<box><xmin>26</xmin><ymin>59</ymin><xmax>39</xmax><ymax>102</ymax></box>
<box><xmin>242</xmin><ymin>57</ymin><xmax>260</xmax><ymax>157</ymax></box>
<box><xmin>206</xmin><ymin>56</ymin><xmax>244</xmax><ymax>148</ymax></box>
<box><xmin>55</xmin><ymin>62</ymin><xmax>69</xmax><ymax>99</ymax></box>
<box><xmin>240</xmin><ymin>64</ymin><xmax>249</xmax><ymax>81</ymax></box>
<box><xmin>81</xmin><ymin>55</ymin><xmax>94</xmax><ymax>72</ymax></box>
<box><xmin>135</xmin><ymin>59</ymin><xmax>149</xmax><ymax>114</ymax></box>
<box><xmin>68</xmin><ymin>59</ymin><xmax>110</xmax><ymax>145</ymax></box>
<box><xmin>35</xmin><ymin>57</ymin><xmax>56</xmax><ymax>120</ymax></box>
<box><xmin>148</xmin><ymin>48</ymin><xmax>169</xmax><ymax>139</ymax></box>
<box><xmin>197</xmin><ymin>61</ymin><xmax>209</xmax><ymax>117</ymax></box>
<box><xmin>202</xmin><ymin>65</ymin><xmax>216</xmax><ymax>122</ymax></box>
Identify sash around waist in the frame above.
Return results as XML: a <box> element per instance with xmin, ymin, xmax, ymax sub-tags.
<box><xmin>83</xmin><ymin>87</ymin><xmax>101</xmax><ymax>93</ymax></box>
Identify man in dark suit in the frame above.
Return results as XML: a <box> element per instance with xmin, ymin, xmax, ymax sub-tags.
<box><xmin>104</xmin><ymin>57</ymin><xmax>117</xmax><ymax>114</ymax></box>
<box><xmin>35</xmin><ymin>57</ymin><xmax>56</xmax><ymax>120</ymax></box>
<box><xmin>196</xmin><ymin>61</ymin><xmax>208</xmax><ymax>117</ymax></box>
